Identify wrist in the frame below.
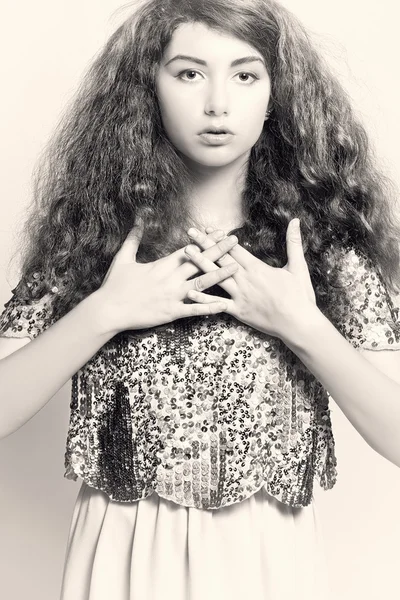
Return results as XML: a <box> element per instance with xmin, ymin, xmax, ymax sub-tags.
<box><xmin>82</xmin><ymin>290</ymin><xmax>122</xmax><ymax>339</ymax></box>
<box><xmin>279</xmin><ymin>305</ymin><xmax>327</xmax><ymax>354</ymax></box>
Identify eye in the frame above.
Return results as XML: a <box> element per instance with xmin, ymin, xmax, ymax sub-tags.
<box><xmin>177</xmin><ymin>69</ymin><xmax>203</xmax><ymax>82</ymax></box>
<box><xmin>176</xmin><ymin>70</ymin><xmax>260</xmax><ymax>84</ymax></box>
<box><xmin>235</xmin><ymin>72</ymin><xmax>259</xmax><ymax>84</ymax></box>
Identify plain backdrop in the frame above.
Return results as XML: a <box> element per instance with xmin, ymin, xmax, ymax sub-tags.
<box><xmin>1</xmin><ymin>1</ymin><xmax>400</xmax><ymax>599</ymax></box>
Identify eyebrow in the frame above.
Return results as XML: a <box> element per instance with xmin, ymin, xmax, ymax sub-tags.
<box><xmin>164</xmin><ymin>54</ymin><xmax>266</xmax><ymax>68</ymax></box>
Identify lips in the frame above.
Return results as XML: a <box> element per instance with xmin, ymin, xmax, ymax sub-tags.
<box><xmin>200</xmin><ymin>127</ymin><xmax>234</xmax><ymax>134</ymax></box>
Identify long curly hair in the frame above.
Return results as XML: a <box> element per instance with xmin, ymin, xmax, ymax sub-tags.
<box><xmin>8</xmin><ymin>0</ymin><xmax>400</xmax><ymax>325</ymax></box>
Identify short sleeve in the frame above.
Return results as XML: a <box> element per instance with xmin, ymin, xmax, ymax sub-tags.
<box><xmin>0</xmin><ymin>273</ymin><xmax>61</xmax><ymax>341</ymax></box>
<box><xmin>331</xmin><ymin>248</ymin><xmax>400</xmax><ymax>351</ymax></box>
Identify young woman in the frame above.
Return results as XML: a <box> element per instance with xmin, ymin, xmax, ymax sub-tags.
<box><xmin>1</xmin><ymin>0</ymin><xmax>400</xmax><ymax>598</ymax></box>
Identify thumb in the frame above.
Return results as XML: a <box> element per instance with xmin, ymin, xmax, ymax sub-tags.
<box><xmin>116</xmin><ymin>215</ymin><xmax>145</xmax><ymax>263</ymax></box>
<box><xmin>286</xmin><ymin>218</ymin><xmax>307</xmax><ymax>273</ymax></box>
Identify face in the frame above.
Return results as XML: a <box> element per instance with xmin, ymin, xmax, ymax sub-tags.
<box><xmin>155</xmin><ymin>22</ymin><xmax>271</xmax><ymax>172</ymax></box>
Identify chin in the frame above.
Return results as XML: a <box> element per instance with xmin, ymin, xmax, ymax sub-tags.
<box><xmin>187</xmin><ymin>150</ymin><xmax>242</xmax><ymax>168</ymax></box>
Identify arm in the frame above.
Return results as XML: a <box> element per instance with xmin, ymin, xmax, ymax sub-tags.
<box><xmin>0</xmin><ymin>228</ymin><xmax>240</xmax><ymax>439</ymax></box>
<box><xmin>184</xmin><ymin>226</ymin><xmax>400</xmax><ymax>466</ymax></box>
<box><xmin>284</xmin><ymin>307</ymin><xmax>400</xmax><ymax>468</ymax></box>
<box><xmin>0</xmin><ymin>291</ymin><xmax>114</xmax><ymax>439</ymax></box>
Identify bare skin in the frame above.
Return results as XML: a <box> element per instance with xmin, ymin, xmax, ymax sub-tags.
<box><xmin>155</xmin><ymin>22</ymin><xmax>272</xmax><ymax>232</ymax></box>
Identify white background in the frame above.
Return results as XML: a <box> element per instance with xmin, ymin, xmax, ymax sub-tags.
<box><xmin>0</xmin><ymin>1</ymin><xmax>399</xmax><ymax>598</ymax></box>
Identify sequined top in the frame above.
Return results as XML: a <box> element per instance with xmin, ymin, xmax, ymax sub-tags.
<box><xmin>1</xmin><ymin>247</ymin><xmax>400</xmax><ymax>510</ymax></box>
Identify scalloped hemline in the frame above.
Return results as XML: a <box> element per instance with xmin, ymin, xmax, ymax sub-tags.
<box><xmin>63</xmin><ymin>468</ymin><xmax>328</xmax><ymax>510</ymax></box>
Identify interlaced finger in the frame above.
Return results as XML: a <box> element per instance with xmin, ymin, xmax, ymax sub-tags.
<box><xmin>179</xmin><ymin>234</ymin><xmax>240</xmax><ymax>281</ymax></box>
<box><xmin>180</xmin><ymin>299</ymin><xmax>228</xmax><ymax>318</ymax></box>
<box><xmin>164</xmin><ymin>229</ymin><xmax>226</xmax><ymax>272</ymax></box>
<box><xmin>189</xmin><ymin>227</ymin><xmax>256</xmax><ymax>271</ymax></box>
<box><xmin>186</xmin><ymin>289</ymin><xmax>235</xmax><ymax>314</ymax></box>
<box><xmin>183</xmin><ymin>257</ymin><xmax>238</xmax><ymax>296</ymax></box>
<box><xmin>184</xmin><ymin>228</ymin><xmax>239</xmax><ymax>271</ymax></box>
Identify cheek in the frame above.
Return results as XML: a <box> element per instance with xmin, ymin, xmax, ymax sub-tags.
<box><xmin>157</xmin><ymin>88</ymin><xmax>189</xmax><ymax>127</ymax></box>
<box><xmin>239</xmin><ymin>91</ymin><xmax>270</xmax><ymax>133</ymax></box>
<box><xmin>162</xmin><ymin>96</ymin><xmax>188</xmax><ymax>123</ymax></box>
<box><xmin>157</xmin><ymin>103</ymin><xmax>189</xmax><ymax>150</ymax></box>
<box><xmin>159</xmin><ymin>99</ymin><xmax>198</xmax><ymax>147</ymax></box>
<box><xmin>236</xmin><ymin>103</ymin><xmax>265</xmax><ymax>133</ymax></box>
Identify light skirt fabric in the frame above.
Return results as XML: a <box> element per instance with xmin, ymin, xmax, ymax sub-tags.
<box><xmin>60</xmin><ymin>480</ymin><xmax>332</xmax><ymax>600</ymax></box>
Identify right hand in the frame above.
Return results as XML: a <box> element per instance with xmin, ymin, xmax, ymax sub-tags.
<box><xmin>95</xmin><ymin>216</ymin><xmax>239</xmax><ymax>334</ymax></box>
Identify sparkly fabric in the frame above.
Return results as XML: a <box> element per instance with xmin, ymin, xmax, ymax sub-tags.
<box><xmin>1</xmin><ymin>247</ymin><xmax>399</xmax><ymax>510</ymax></box>
<box><xmin>330</xmin><ymin>248</ymin><xmax>400</xmax><ymax>349</ymax></box>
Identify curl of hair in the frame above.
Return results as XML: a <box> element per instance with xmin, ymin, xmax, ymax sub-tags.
<box><xmin>8</xmin><ymin>0</ymin><xmax>400</xmax><ymax>326</ymax></box>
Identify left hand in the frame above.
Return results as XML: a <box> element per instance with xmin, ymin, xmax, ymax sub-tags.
<box><xmin>184</xmin><ymin>219</ymin><xmax>318</xmax><ymax>342</ymax></box>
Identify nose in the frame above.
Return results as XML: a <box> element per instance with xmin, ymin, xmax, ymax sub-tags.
<box><xmin>204</xmin><ymin>80</ymin><xmax>229</xmax><ymax>116</ymax></box>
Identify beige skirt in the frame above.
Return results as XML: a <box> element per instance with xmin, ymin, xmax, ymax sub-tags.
<box><xmin>59</xmin><ymin>480</ymin><xmax>332</xmax><ymax>600</ymax></box>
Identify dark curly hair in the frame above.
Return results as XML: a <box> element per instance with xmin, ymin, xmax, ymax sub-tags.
<box><xmin>7</xmin><ymin>0</ymin><xmax>400</xmax><ymax>326</ymax></box>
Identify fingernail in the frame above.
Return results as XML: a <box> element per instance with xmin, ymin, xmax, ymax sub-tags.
<box><xmin>228</xmin><ymin>235</ymin><xmax>238</xmax><ymax>243</ymax></box>
<box><xmin>188</xmin><ymin>228</ymin><xmax>199</xmax><ymax>238</ymax></box>
<box><xmin>185</xmin><ymin>245</ymin><xmax>199</xmax><ymax>255</ymax></box>
<box><xmin>292</xmin><ymin>218</ymin><xmax>300</xmax><ymax>228</ymax></box>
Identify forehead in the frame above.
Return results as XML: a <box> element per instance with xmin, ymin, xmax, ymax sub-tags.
<box><xmin>163</xmin><ymin>21</ymin><xmax>263</xmax><ymax>62</ymax></box>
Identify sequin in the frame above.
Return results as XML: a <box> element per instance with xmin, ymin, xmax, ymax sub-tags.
<box><xmin>1</xmin><ymin>248</ymin><xmax>399</xmax><ymax>509</ymax></box>
<box><xmin>328</xmin><ymin>248</ymin><xmax>400</xmax><ymax>351</ymax></box>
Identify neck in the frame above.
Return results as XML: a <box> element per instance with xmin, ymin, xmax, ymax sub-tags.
<box><xmin>183</xmin><ymin>151</ymin><xmax>249</xmax><ymax>232</ymax></box>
